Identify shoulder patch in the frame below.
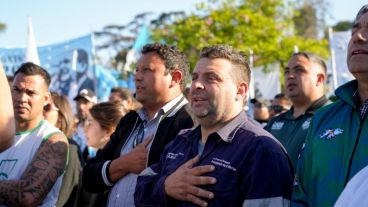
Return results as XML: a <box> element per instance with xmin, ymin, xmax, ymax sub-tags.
<box><xmin>271</xmin><ymin>122</ymin><xmax>284</xmax><ymax>130</ymax></box>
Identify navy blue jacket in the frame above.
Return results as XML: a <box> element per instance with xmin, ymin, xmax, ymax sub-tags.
<box><xmin>135</xmin><ymin>112</ymin><xmax>294</xmax><ymax>207</ymax></box>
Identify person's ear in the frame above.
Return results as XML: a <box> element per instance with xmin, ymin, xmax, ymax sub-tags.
<box><xmin>169</xmin><ymin>70</ymin><xmax>183</xmax><ymax>88</ymax></box>
<box><xmin>316</xmin><ymin>73</ymin><xmax>325</xmax><ymax>86</ymax></box>
<box><xmin>44</xmin><ymin>92</ymin><xmax>51</xmax><ymax>107</ymax></box>
<box><xmin>236</xmin><ymin>82</ymin><xmax>248</xmax><ymax>101</ymax></box>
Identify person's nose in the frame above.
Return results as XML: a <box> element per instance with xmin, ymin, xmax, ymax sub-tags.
<box><xmin>17</xmin><ymin>91</ymin><xmax>29</xmax><ymax>103</ymax></box>
<box><xmin>191</xmin><ymin>79</ymin><xmax>205</xmax><ymax>91</ymax></box>
<box><xmin>134</xmin><ymin>70</ymin><xmax>143</xmax><ymax>82</ymax></box>
<box><xmin>286</xmin><ymin>71</ymin><xmax>295</xmax><ymax>80</ymax></box>
<box><xmin>352</xmin><ymin>29</ymin><xmax>367</xmax><ymax>44</ymax></box>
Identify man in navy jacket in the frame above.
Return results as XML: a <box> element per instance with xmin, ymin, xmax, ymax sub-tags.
<box><xmin>135</xmin><ymin>45</ymin><xmax>294</xmax><ymax>207</ymax></box>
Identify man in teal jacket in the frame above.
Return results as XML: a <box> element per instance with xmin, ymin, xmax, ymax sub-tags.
<box><xmin>292</xmin><ymin>4</ymin><xmax>368</xmax><ymax>207</ymax></box>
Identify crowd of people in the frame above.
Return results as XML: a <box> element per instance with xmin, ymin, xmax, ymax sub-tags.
<box><xmin>0</xmin><ymin>4</ymin><xmax>366</xmax><ymax>207</ymax></box>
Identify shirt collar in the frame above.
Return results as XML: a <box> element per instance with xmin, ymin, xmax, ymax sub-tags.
<box><xmin>285</xmin><ymin>95</ymin><xmax>329</xmax><ymax>119</ymax></box>
<box><xmin>216</xmin><ymin>111</ymin><xmax>247</xmax><ymax>143</ymax></box>
<box><xmin>137</xmin><ymin>94</ymin><xmax>186</xmax><ymax>121</ymax></box>
<box><xmin>353</xmin><ymin>89</ymin><xmax>368</xmax><ymax>107</ymax></box>
<box><xmin>161</xmin><ymin>94</ymin><xmax>186</xmax><ymax>115</ymax></box>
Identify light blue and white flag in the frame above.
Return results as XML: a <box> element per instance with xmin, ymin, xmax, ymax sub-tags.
<box><xmin>25</xmin><ymin>16</ymin><xmax>40</xmax><ymax>65</ymax></box>
<box><xmin>0</xmin><ymin>34</ymin><xmax>95</xmax><ymax>101</ymax></box>
<box><xmin>94</xmin><ymin>65</ymin><xmax>119</xmax><ymax>101</ymax></box>
<box><xmin>123</xmin><ymin>24</ymin><xmax>151</xmax><ymax>72</ymax></box>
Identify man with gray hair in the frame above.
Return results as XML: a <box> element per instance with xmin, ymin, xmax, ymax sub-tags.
<box><xmin>265</xmin><ymin>52</ymin><xmax>330</xmax><ymax>170</ymax></box>
<box><xmin>292</xmin><ymin>4</ymin><xmax>368</xmax><ymax>207</ymax></box>
<box><xmin>135</xmin><ymin>44</ymin><xmax>293</xmax><ymax>207</ymax></box>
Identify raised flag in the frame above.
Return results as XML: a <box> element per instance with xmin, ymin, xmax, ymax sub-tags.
<box><xmin>25</xmin><ymin>16</ymin><xmax>40</xmax><ymax>65</ymax></box>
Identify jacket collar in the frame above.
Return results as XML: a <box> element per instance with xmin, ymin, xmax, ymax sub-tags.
<box><xmin>335</xmin><ymin>80</ymin><xmax>358</xmax><ymax>108</ymax></box>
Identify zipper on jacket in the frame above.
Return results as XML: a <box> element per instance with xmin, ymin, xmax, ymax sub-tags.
<box><xmin>343</xmin><ymin>112</ymin><xmax>367</xmax><ymax>186</ymax></box>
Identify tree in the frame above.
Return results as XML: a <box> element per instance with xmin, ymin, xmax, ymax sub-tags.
<box><xmin>152</xmin><ymin>0</ymin><xmax>328</xmax><ymax>71</ymax></box>
<box><xmin>293</xmin><ymin>1</ymin><xmax>318</xmax><ymax>38</ymax></box>
<box><xmin>333</xmin><ymin>20</ymin><xmax>353</xmax><ymax>32</ymax></box>
<box><xmin>93</xmin><ymin>11</ymin><xmax>186</xmax><ymax>70</ymax></box>
<box><xmin>292</xmin><ymin>0</ymin><xmax>330</xmax><ymax>39</ymax></box>
<box><xmin>93</xmin><ymin>12</ymin><xmax>152</xmax><ymax>69</ymax></box>
<box><xmin>0</xmin><ymin>22</ymin><xmax>6</xmax><ymax>32</ymax></box>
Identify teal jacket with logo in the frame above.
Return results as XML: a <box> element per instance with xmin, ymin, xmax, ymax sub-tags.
<box><xmin>292</xmin><ymin>80</ymin><xmax>368</xmax><ymax>207</ymax></box>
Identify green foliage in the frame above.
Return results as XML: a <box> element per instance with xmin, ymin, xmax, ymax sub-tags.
<box><xmin>333</xmin><ymin>20</ymin><xmax>353</xmax><ymax>32</ymax></box>
<box><xmin>151</xmin><ymin>0</ymin><xmax>328</xmax><ymax>72</ymax></box>
<box><xmin>293</xmin><ymin>2</ymin><xmax>318</xmax><ymax>38</ymax></box>
<box><xmin>0</xmin><ymin>22</ymin><xmax>6</xmax><ymax>32</ymax></box>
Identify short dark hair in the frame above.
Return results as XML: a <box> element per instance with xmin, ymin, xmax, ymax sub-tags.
<box><xmin>14</xmin><ymin>62</ymin><xmax>51</xmax><ymax>87</ymax></box>
<box><xmin>141</xmin><ymin>43</ymin><xmax>190</xmax><ymax>90</ymax></box>
<box><xmin>354</xmin><ymin>4</ymin><xmax>368</xmax><ymax>25</ymax></box>
<box><xmin>274</xmin><ymin>93</ymin><xmax>289</xmax><ymax>101</ymax></box>
<box><xmin>110</xmin><ymin>87</ymin><xmax>133</xmax><ymax>101</ymax></box>
<box><xmin>292</xmin><ymin>52</ymin><xmax>327</xmax><ymax>74</ymax></box>
<box><xmin>199</xmin><ymin>44</ymin><xmax>250</xmax><ymax>84</ymax></box>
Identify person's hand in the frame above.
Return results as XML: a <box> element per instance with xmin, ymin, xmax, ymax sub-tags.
<box><xmin>123</xmin><ymin>136</ymin><xmax>153</xmax><ymax>174</ymax></box>
<box><xmin>164</xmin><ymin>155</ymin><xmax>216</xmax><ymax>207</ymax></box>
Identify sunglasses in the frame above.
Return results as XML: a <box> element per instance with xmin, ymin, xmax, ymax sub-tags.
<box><xmin>269</xmin><ymin>105</ymin><xmax>288</xmax><ymax>113</ymax></box>
<box><xmin>133</xmin><ymin>121</ymin><xmax>146</xmax><ymax>148</ymax></box>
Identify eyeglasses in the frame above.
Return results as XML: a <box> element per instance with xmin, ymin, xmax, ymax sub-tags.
<box><xmin>269</xmin><ymin>105</ymin><xmax>288</xmax><ymax>113</ymax></box>
<box><xmin>133</xmin><ymin>121</ymin><xmax>146</xmax><ymax>148</ymax></box>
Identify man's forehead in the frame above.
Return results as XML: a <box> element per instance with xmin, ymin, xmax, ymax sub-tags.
<box><xmin>14</xmin><ymin>74</ymin><xmax>46</xmax><ymax>85</ymax></box>
<box><xmin>286</xmin><ymin>55</ymin><xmax>309</xmax><ymax>68</ymax></box>
<box><xmin>139</xmin><ymin>52</ymin><xmax>164</xmax><ymax>63</ymax></box>
<box><xmin>194</xmin><ymin>58</ymin><xmax>231</xmax><ymax>71</ymax></box>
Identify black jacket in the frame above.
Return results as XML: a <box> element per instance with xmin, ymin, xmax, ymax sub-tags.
<box><xmin>82</xmin><ymin>105</ymin><xmax>194</xmax><ymax>193</ymax></box>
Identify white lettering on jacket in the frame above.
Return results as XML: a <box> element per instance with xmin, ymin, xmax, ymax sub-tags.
<box><xmin>166</xmin><ymin>152</ymin><xmax>184</xmax><ymax>160</ymax></box>
<box><xmin>210</xmin><ymin>157</ymin><xmax>237</xmax><ymax>172</ymax></box>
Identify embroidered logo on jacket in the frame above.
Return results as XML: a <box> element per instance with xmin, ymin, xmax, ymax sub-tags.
<box><xmin>210</xmin><ymin>158</ymin><xmax>237</xmax><ymax>171</ymax></box>
<box><xmin>271</xmin><ymin>122</ymin><xmax>284</xmax><ymax>130</ymax></box>
<box><xmin>302</xmin><ymin>118</ymin><xmax>311</xmax><ymax>130</ymax></box>
<box><xmin>319</xmin><ymin>128</ymin><xmax>344</xmax><ymax>140</ymax></box>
